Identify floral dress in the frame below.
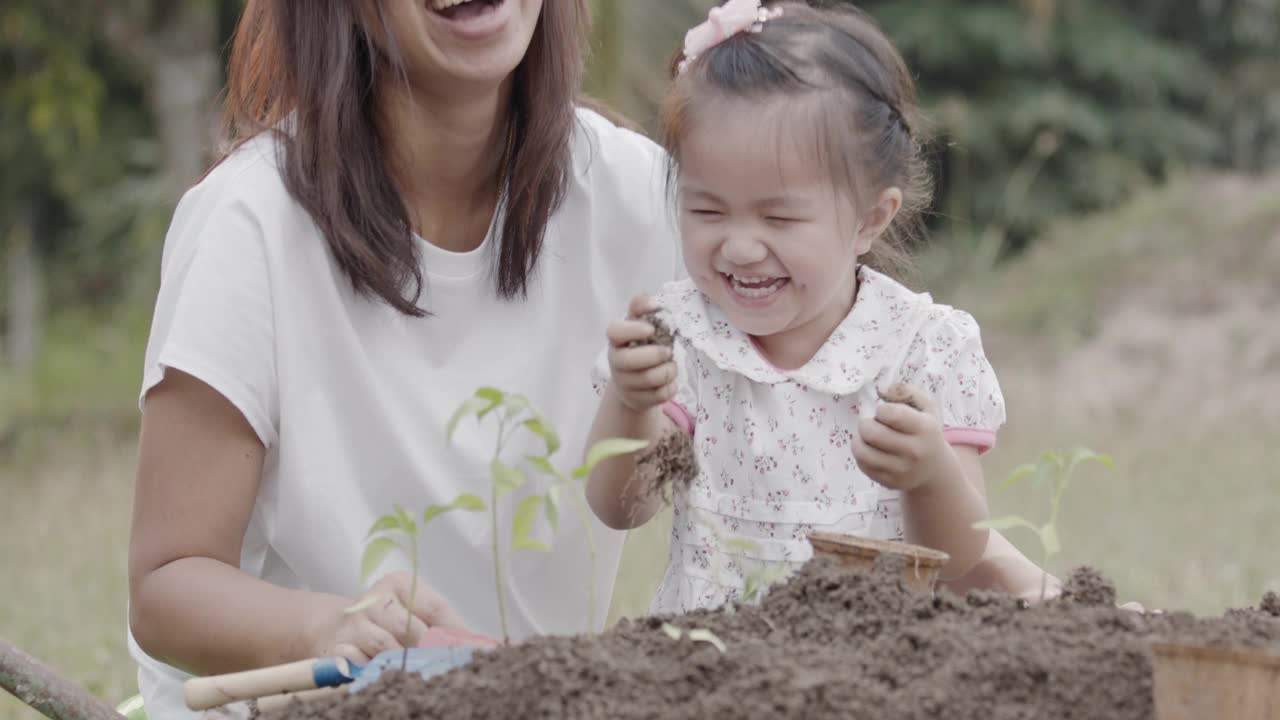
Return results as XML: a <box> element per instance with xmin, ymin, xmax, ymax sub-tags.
<box><xmin>593</xmin><ymin>267</ymin><xmax>1007</xmax><ymax>615</ymax></box>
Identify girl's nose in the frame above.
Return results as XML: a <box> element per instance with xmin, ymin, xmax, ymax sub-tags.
<box><xmin>719</xmin><ymin>233</ymin><xmax>769</xmax><ymax>266</ymax></box>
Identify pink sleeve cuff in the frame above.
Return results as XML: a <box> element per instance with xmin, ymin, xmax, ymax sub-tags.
<box><xmin>662</xmin><ymin>401</ymin><xmax>695</xmax><ymax>435</ymax></box>
<box><xmin>944</xmin><ymin>427</ymin><xmax>997</xmax><ymax>454</ymax></box>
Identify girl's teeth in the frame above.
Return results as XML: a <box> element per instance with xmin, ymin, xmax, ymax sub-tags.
<box><xmin>729</xmin><ymin>275</ymin><xmax>787</xmax><ymax>299</ymax></box>
<box><xmin>433</xmin><ymin>0</ymin><xmax>473</xmax><ymax>9</ymax></box>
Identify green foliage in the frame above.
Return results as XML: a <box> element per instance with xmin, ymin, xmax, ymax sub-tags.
<box><xmin>974</xmin><ymin>446</ymin><xmax>1114</xmax><ymax>600</ymax></box>
<box><xmin>358</xmin><ymin>495</ymin><xmax>484</xmax><ymax>667</ymax></box>
<box><xmin>447</xmin><ymin>386</ymin><xmax>648</xmax><ymax>639</ymax></box>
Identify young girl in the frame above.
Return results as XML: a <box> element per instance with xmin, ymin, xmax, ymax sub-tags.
<box><xmin>586</xmin><ymin>0</ymin><xmax>1004</xmax><ymax>613</ymax></box>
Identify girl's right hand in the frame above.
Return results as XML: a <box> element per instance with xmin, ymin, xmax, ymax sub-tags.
<box><xmin>302</xmin><ymin>571</ymin><xmax>470</xmax><ymax>663</ymax></box>
<box><xmin>605</xmin><ymin>294</ymin><xmax>676</xmax><ymax>412</ymax></box>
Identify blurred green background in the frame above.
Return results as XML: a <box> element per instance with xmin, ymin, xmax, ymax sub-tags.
<box><xmin>3</xmin><ymin>1</ymin><xmax>1279</xmax><ymax>717</ymax></box>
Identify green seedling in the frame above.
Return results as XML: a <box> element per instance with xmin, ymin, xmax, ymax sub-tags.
<box><xmin>973</xmin><ymin>446</ymin><xmax>1114</xmax><ymax>602</ymax></box>
<box><xmin>448</xmin><ymin>387</ymin><xmax>648</xmax><ymax>639</ymax></box>
<box><xmin>660</xmin><ymin>622</ymin><xmax>727</xmax><ymax>653</ymax></box>
<box><xmin>356</xmin><ymin>494</ymin><xmax>485</xmax><ymax>669</ymax></box>
<box><xmin>722</xmin><ymin>537</ymin><xmax>794</xmax><ymax>605</ymax></box>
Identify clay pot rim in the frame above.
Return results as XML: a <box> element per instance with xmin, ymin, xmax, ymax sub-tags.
<box><xmin>807</xmin><ymin>531</ymin><xmax>950</xmax><ymax>566</ymax></box>
<box><xmin>1150</xmin><ymin>640</ymin><xmax>1280</xmax><ymax>669</ymax></box>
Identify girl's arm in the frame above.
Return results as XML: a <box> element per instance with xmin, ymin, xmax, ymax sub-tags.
<box><xmin>900</xmin><ymin>445</ymin><xmax>990</xmax><ymax>579</ymax></box>
<box><xmin>585</xmin><ymin>389</ymin><xmax>678</xmax><ymax>530</ymax></box>
<box><xmin>853</xmin><ymin>385</ymin><xmax>990</xmax><ymax>580</ymax></box>
<box><xmin>940</xmin><ymin>530</ymin><xmax>1063</xmax><ymax>600</ymax></box>
<box><xmin>129</xmin><ymin>370</ymin><xmax>465</xmax><ymax>675</ymax></box>
<box><xmin>585</xmin><ymin>294</ymin><xmax>681</xmax><ymax>531</ymax></box>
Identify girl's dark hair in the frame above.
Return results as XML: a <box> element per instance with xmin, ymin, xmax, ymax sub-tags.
<box><xmin>219</xmin><ymin>1</ymin><xmax>591</xmax><ymax>316</ymax></box>
<box><xmin>661</xmin><ymin>1</ymin><xmax>929</xmax><ymax>279</ymax></box>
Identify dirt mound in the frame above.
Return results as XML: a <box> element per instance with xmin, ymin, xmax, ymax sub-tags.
<box><xmin>265</xmin><ymin>557</ymin><xmax>1280</xmax><ymax>720</ymax></box>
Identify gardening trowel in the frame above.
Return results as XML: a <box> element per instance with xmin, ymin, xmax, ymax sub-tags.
<box><xmin>183</xmin><ymin>627</ymin><xmax>500</xmax><ymax>711</ymax></box>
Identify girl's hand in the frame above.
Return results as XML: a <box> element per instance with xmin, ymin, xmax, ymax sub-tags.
<box><xmin>852</xmin><ymin>383</ymin><xmax>955</xmax><ymax>494</ymax></box>
<box><xmin>605</xmin><ymin>294</ymin><xmax>676</xmax><ymax>412</ymax></box>
<box><xmin>302</xmin><ymin>571</ymin><xmax>469</xmax><ymax>663</ymax></box>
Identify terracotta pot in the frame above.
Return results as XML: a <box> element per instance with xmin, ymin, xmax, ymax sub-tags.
<box><xmin>1150</xmin><ymin>640</ymin><xmax>1280</xmax><ymax>719</ymax></box>
<box><xmin>806</xmin><ymin>531</ymin><xmax>949</xmax><ymax>593</ymax></box>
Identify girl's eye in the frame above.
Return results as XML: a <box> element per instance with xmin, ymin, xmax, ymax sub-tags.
<box><xmin>690</xmin><ymin>209</ymin><xmax>722</xmax><ymax>217</ymax></box>
<box><xmin>766</xmin><ymin>216</ymin><xmax>803</xmax><ymax>225</ymax></box>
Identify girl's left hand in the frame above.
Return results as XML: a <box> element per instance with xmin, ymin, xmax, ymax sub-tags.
<box><xmin>852</xmin><ymin>383</ymin><xmax>954</xmax><ymax>493</ymax></box>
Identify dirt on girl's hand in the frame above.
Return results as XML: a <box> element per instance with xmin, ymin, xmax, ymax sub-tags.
<box><xmin>627</xmin><ymin>311</ymin><xmax>675</xmax><ymax>349</ymax></box>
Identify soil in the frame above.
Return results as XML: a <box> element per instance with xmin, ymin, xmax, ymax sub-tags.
<box><xmin>630</xmin><ymin>430</ymin><xmax>698</xmax><ymax>507</ymax></box>
<box><xmin>264</xmin><ymin>556</ymin><xmax>1280</xmax><ymax>720</ymax></box>
<box><xmin>627</xmin><ymin>311</ymin><xmax>674</xmax><ymax>349</ymax></box>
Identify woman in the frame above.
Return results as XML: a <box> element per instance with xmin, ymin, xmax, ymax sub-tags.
<box><xmin>127</xmin><ymin>1</ymin><xmax>679</xmax><ymax>716</ymax></box>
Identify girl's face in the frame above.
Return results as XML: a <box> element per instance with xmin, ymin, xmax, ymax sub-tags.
<box><xmin>676</xmin><ymin>98</ymin><xmax>900</xmax><ymax>365</ymax></box>
<box><xmin>380</xmin><ymin>0</ymin><xmax>544</xmax><ymax>91</ymax></box>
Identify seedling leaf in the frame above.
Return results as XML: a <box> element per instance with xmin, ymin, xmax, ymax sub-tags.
<box><xmin>491</xmin><ymin>459</ymin><xmax>526</xmax><ymax>497</ymax></box>
<box><xmin>503</xmin><ymin>393</ymin><xmax>530</xmax><ymax>415</ymax></box>
<box><xmin>523</xmin><ymin>418</ymin><xmax>560</xmax><ymax>456</ymax></box>
<box><xmin>366</xmin><ymin>515</ymin><xmax>402</xmax><ymax>538</ymax></box>
<box><xmin>724</xmin><ymin>538</ymin><xmax>762</xmax><ymax>554</ymax></box>
<box><xmin>660</xmin><ymin>623</ymin><xmax>683</xmax><ymax>641</ymax></box>
<box><xmin>544</xmin><ymin>484</ymin><xmax>560</xmax><ymax>533</ymax></box>
<box><xmin>687</xmin><ymin>629</ymin><xmax>727</xmax><ymax>653</ymax></box>
<box><xmin>393</xmin><ymin>505</ymin><xmax>416</xmax><ymax>535</ymax></box>
<box><xmin>573</xmin><ymin>438</ymin><xmax>651</xmax><ymax>478</ymax></box>
<box><xmin>512</xmin><ymin>539</ymin><xmax>552</xmax><ymax>552</ymax></box>
<box><xmin>452</xmin><ymin>493</ymin><xmax>486</xmax><ymax>512</ymax></box>
<box><xmin>511</xmin><ymin>495</ymin><xmax>547</xmax><ymax>552</ymax></box>
<box><xmin>973</xmin><ymin>516</ymin><xmax>1038</xmax><ymax>534</ymax></box>
<box><xmin>361</xmin><ymin>537</ymin><xmax>401</xmax><ymax>581</ymax></box>
<box><xmin>526</xmin><ymin>455</ymin><xmax>558</xmax><ymax>477</ymax></box>
<box><xmin>447</xmin><ymin>396</ymin><xmax>494</xmax><ymax>441</ymax></box>
<box><xmin>1000</xmin><ymin>463</ymin><xmax>1039</xmax><ymax>490</ymax></box>
<box><xmin>343</xmin><ymin>594</ymin><xmax>387</xmax><ymax>615</ymax></box>
<box><xmin>1040</xmin><ymin>524</ymin><xmax>1061</xmax><ymax>556</ymax></box>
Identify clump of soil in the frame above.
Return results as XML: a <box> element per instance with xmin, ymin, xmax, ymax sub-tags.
<box><xmin>1059</xmin><ymin>565</ymin><xmax>1118</xmax><ymax>607</ymax></box>
<box><xmin>1262</xmin><ymin>591</ymin><xmax>1280</xmax><ymax>617</ymax></box>
<box><xmin>265</xmin><ymin>557</ymin><xmax>1280</xmax><ymax>720</ymax></box>
<box><xmin>631</xmin><ymin>430</ymin><xmax>698</xmax><ymax>507</ymax></box>
<box><xmin>626</xmin><ymin>311</ymin><xmax>674</xmax><ymax>349</ymax></box>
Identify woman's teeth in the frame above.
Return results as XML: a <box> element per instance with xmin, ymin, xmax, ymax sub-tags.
<box><xmin>433</xmin><ymin>0</ymin><xmax>474</xmax><ymax>9</ymax></box>
<box><xmin>728</xmin><ymin>274</ymin><xmax>788</xmax><ymax>299</ymax></box>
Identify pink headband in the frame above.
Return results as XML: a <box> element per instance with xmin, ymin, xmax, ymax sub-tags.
<box><xmin>678</xmin><ymin>0</ymin><xmax>784</xmax><ymax>75</ymax></box>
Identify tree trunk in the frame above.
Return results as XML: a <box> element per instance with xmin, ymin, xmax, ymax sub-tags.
<box><xmin>149</xmin><ymin>1</ymin><xmax>220</xmax><ymax>195</ymax></box>
<box><xmin>5</xmin><ymin>209</ymin><xmax>43</xmax><ymax>370</ymax></box>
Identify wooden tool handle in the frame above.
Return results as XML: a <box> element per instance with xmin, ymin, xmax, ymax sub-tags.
<box><xmin>254</xmin><ymin>686</ymin><xmax>348</xmax><ymax>713</ymax></box>
<box><xmin>183</xmin><ymin>657</ymin><xmax>351</xmax><ymax>711</ymax></box>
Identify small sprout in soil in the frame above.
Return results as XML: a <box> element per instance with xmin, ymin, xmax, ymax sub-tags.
<box><xmin>448</xmin><ymin>386</ymin><xmax>648</xmax><ymax>639</ymax></box>
<box><xmin>660</xmin><ymin>623</ymin><xmax>727</xmax><ymax>654</ymax></box>
<box><xmin>357</xmin><ymin>495</ymin><xmax>484</xmax><ymax>669</ymax></box>
<box><xmin>973</xmin><ymin>446</ymin><xmax>1114</xmax><ymax>602</ymax></box>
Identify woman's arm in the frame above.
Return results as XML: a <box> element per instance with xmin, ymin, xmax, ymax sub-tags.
<box><xmin>128</xmin><ymin>370</ymin><xmax>464</xmax><ymax>675</ymax></box>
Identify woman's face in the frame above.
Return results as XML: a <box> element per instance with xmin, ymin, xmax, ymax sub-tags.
<box><xmin>379</xmin><ymin>0</ymin><xmax>545</xmax><ymax>91</ymax></box>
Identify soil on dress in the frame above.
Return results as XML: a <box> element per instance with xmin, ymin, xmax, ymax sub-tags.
<box><xmin>264</xmin><ymin>557</ymin><xmax>1280</xmax><ymax>720</ymax></box>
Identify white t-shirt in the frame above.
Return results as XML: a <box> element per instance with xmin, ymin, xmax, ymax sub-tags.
<box><xmin>129</xmin><ymin>107</ymin><xmax>681</xmax><ymax>719</ymax></box>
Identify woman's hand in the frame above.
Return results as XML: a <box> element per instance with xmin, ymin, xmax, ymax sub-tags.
<box><xmin>852</xmin><ymin>383</ymin><xmax>954</xmax><ymax>494</ymax></box>
<box><xmin>605</xmin><ymin>294</ymin><xmax>676</xmax><ymax>412</ymax></box>
<box><xmin>303</xmin><ymin>571</ymin><xmax>470</xmax><ymax>663</ymax></box>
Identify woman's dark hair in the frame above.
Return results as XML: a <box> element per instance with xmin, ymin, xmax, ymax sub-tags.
<box><xmin>661</xmin><ymin>1</ymin><xmax>930</xmax><ymax>278</ymax></box>
<box><xmin>219</xmin><ymin>1</ymin><xmax>591</xmax><ymax>316</ymax></box>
